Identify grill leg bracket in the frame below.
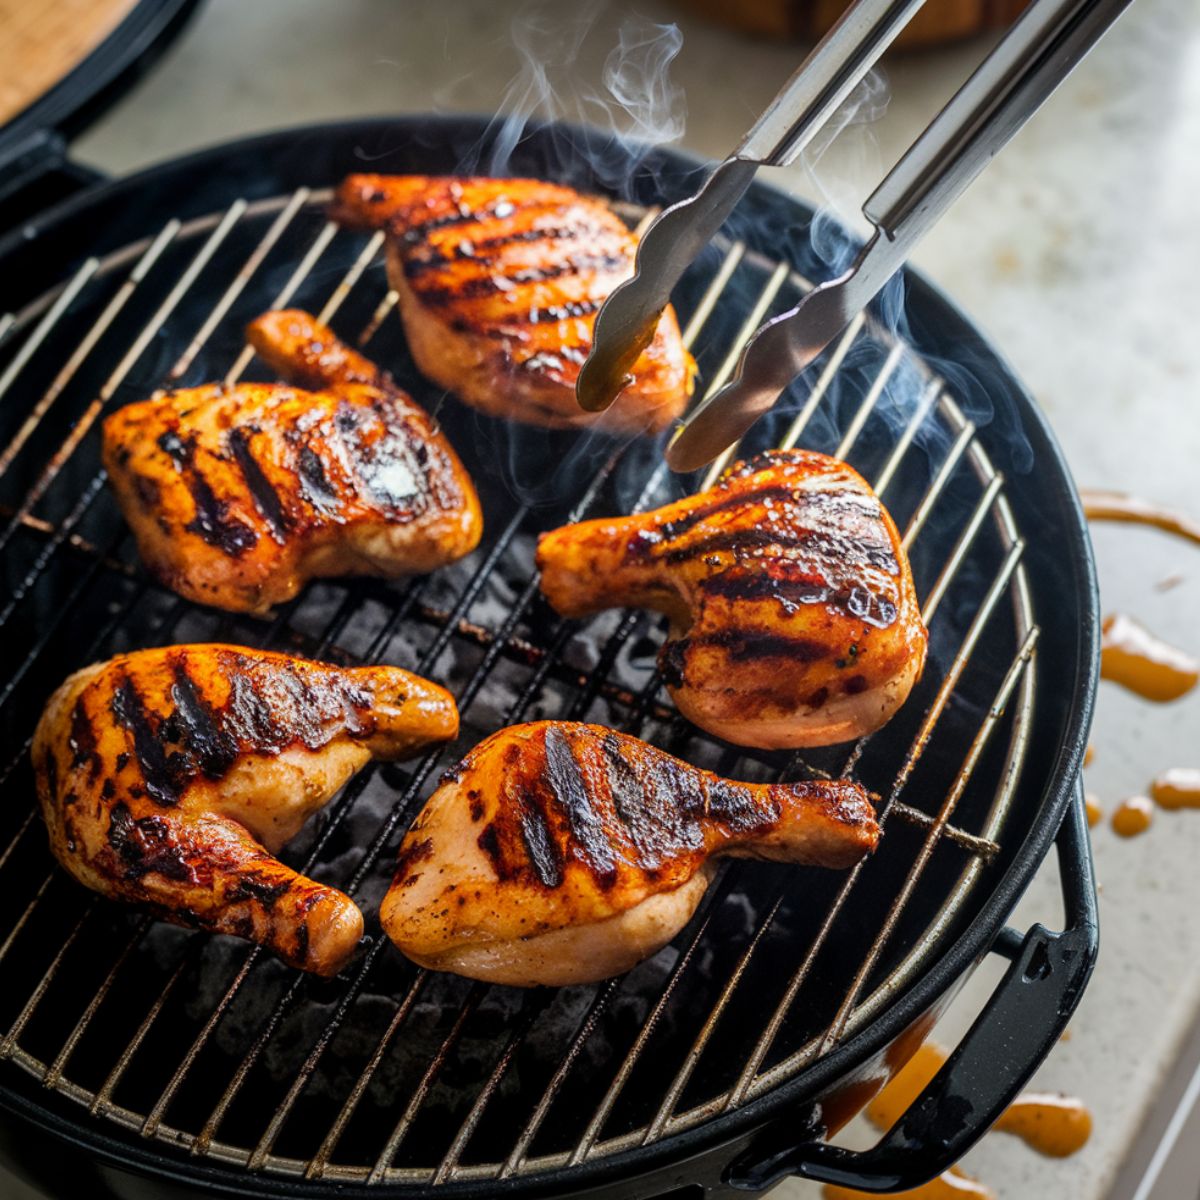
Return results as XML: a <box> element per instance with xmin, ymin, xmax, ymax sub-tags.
<box><xmin>724</xmin><ymin>780</ymin><xmax>1098</xmax><ymax>1194</ymax></box>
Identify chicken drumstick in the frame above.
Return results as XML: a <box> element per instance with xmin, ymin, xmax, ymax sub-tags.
<box><xmin>382</xmin><ymin>721</ymin><xmax>878</xmax><ymax>986</ymax></box>
<box><xmin>34</xmin><ymin>645</ymin><xmax>458</xmax><ymax>976</ymax></box>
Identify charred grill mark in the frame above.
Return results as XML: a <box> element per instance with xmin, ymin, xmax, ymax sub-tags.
<box><xmin>132</xmin><ymin>473</ymin><xmax>160</xmax><ymax>508</ymax></box>
<box><xmin>110</xmin><ymin>675</ymin><xmax>187</xmax><ymax>806</ymax></box>
<box><xmin>183</xmin><ymin>464</ymin><xmax>259</xmax><ymax>557</ymax></box>
<box><xmin>68</xmin><ymin>697</ymin><xmax>99</xmax><ymax>773</ymax></box>
<box><xmin>661</xmin><ymin>629</ymin><xmax>831</xmax><ymax>686</ymax></box>
<box><xmin>158</xmin><ymin>426</ymin><xmax>259</xmax><ymax>556</ymax></box>
<box><xmin>227</xmin><ymin>426</ymin><xmax>289</xmax><ymax>542</ymax></box>
<box><xmin>295</xmin><ymin>444</ymin><xmax>341</xmax><ymax>513</ymax></box>
<box><xmin>393</xmin><ymin>836</ymin><xmax>433</xmax><ymax>887</ymax></box>
<box><xmin>156</xmin><ymin>429</ymin><xmax>192</xmax><ymax>466</ymax></box>
<box><xmin>702</xmin><ymin>775</ymin><xmax>778</xmax><ymax>834</ymax></box>
<box><xmin>518</xmin><ymin>793</ymin><xmax>564</xmax><ymax>889</ymax></box>
<box><xmin>402</xmin><ymin>223</ymin><xmax>588</xmax><ymax>273</ymax></box>
<box><xmin>508</xmin><ymin>299</ymin><xmax>602</xmax><ymax>325</ymax></box>
<box><xmin>626</xmin><ymin>485</ymin><xmax>801</xmax><ymax>552</ymax></box>
<box><xmin>699</xmin><ymin>573</ymin><xmax>899</xmax><ymax>628</ymax></box>
<box><xmin>106</xmin><ymin>802</ymin><xmax>196</xmax><ymax>883</ymax></box>
<box><xmin>333</xmin><ymin>399</ymin><xmax>429</xmax><ymax>518</ymax></box>
<box><xmin>600</xmin><ymin>734</ymin><xmax>696</xmax><ymax>869</ymax></box>
<box><xmin>660</xmin><ymin>525</ymin><xmax>897</xmax><ymax>574</ymax></box>
<box><xmin>544</xmin><ymin>725</ymin><xmax>616</xmax><ymax>884</ymax></box>
<box><xmin>226</xmin><ymin>869</ymin><xmax>292</xmax><ymax>908</ymax></box>
<box><xmin>169</xmin><ymin>660</ymin><xmax>239</xmax><ymax>779</ymax></box>
<box><xmin>398</xmin><ymin>196</ymin><xmax>532</xmax><ymax>244</ymax></box>
<box><xmin>412</xmin><ymin>252</ymin><xmax>631</xmax><ymax>306</ymax></box>
<box><xmin>477</xmin><ymin>824</ymin><xmax>503</xmax><ymax>871</ymax></box>
<box><xmin>293</xmin><ymin>921</ymin><xmax>309</xmax><ymax>966</ymax></box>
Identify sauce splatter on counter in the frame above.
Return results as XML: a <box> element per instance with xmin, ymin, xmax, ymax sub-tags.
<box><xmin>993</xmin><ymin>1093</ymin><xmax>1092</xmax><ymax>1157</ymax></box>
<box><xmin>1100</xmin><ymin>613</ymin><xmax>1199</xmax><ymax>702</ymax></box>
<box><xmin>1085</xmin><ymin>793</ymin><xmax>1103</xmax><ymax>827</ymax></box>
<box><xmin>826</xmin><ymin>1040</ymin><xmax>1093</xmax><ymax>1198</ymax></box>
<box><xmin>1111</xmin><ymin>795</ymin><xmax>1154</xmax><ymax>838</ymax></box>
<box><xmin>1151</xmin><ymin>768</ymin><xmax>1200</xmax><ymax>810</ymax></box>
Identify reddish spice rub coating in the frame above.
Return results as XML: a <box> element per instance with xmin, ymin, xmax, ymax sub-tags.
<box><xmin>537</xmin><ymin>449</ymin><xmax>928</xmax><ymax>750</ymax></box>
<box><xmin>381</xmin><ymin>721</ymin><xmax>878</xmax><ymax>987</ymax></box>
<box><xmin>102</xmin><ymin>309</ymin><xmax>481</xmax><ymax>614</ymax></box>
<box><xmin>332</xmin><ymin>173</ymin><xmax>695</xmax><ymax>431</ymax></box>
<box><xmin>34</xmin><ymin>644</ymin><xmax>458</xmax><ymax>976</ymax></box>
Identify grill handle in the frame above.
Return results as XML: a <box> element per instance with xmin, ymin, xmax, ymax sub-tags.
<box><xmin>726</xmin><ymin>780</ymin><xmax>1098</xmax><ymax>1194</ymax></box>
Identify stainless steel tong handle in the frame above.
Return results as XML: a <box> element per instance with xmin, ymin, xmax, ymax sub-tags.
<box><xmin>574</xmin><ymin>0</ymin><xmax>927</xmax><ymax>414</ymax></box>
<box><xmin>666</xmin><ymin>0</ymin><xmax>1135</xmax><ymax>472</ymax></box>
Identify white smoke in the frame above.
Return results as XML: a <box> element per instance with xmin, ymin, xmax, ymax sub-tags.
<box><xmin>475</xmin><ymin>1</ymin><xmax>685</xmax><ymax>189</ymax></box>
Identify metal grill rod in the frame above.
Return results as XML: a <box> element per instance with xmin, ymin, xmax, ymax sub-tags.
<box><xmin>1</xmin><ymin>196</ymin><xmax>384</xmax><ymax>1099</ymax></box>
<box><xmin>819</xmin><ymin>623</ymin><xmax>1039</xmax><ymax>1053</ymax></box>
<box><xmin>566</xmin><ymin>436</ymin><xmax>1016</xmax><ymax>1165</ymax></box>
<box><xmin>293</xmin><ymin>233</ymin><xmax>760</xmax><ymax>1179</ymax></box>
<box><xmin>223</xmin><ymin>223</ymin><xmax>337</xmax><ymax>385</ymax></box>
<box><xmin>414</xmin><ymin>246</ymin><xmax>1014</xmax><ymax>1178</ymax></box>
<box><xmin>167</xmin><ymin>189</ymin><xmax>312</xmax><ymax>382</ymax></box>
<box><xmin>0</xmin><ymin>259</ymin><xmax>101</xmax><ymax>476</ymax></box>
<box><xmin>191</xmin><ymin>384</ymin><xmax>639</xmax><ymax>1156</ymax></box>
<box><xmin>135</xmin><ymin>232</ymin><xmax>500</xmax><ymax>1139</ymax></box>
<box><xmin>726</xmin><ymin>535</ymin><xmax>1026</xmax><ymax>1109</ymax></box>
<box><xmin>428</xmin><ymin>283</ymin><xmax>1006</xmax><ymax>1177</ymax></box>
<box><xmin>0</xmin><ymin>206</ymin><xmax>231</xmax><ymax>570</ymax></box>
<box><xmin>625</xmin><ymin>388</ymin><xmax>990</xmax><ymax>1144</ymax></box>
<box><xmin>0</xmin><ymin>196</ymin><xmax>1036</xmax><ymax>1180</ymax></box>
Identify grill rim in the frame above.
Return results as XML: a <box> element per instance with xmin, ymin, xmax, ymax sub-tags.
<box><xmin>0</xmin><ymin>114</ymin><xmax>1100</xmax><ymax>1197</ymax></box>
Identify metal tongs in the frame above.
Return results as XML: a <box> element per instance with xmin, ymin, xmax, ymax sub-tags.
<box><xmin>576</xmin><ymin>0</ymin><xmax>1134</xmax><ymax>471</ymax></box>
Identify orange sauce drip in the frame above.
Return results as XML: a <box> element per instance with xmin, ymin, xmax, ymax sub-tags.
<box><xmin>823</xmin><ymin>1168</ymin><xmax>995</xmax><ymax>1200</ymax></box>
<box><xmin>860</xmin><ymin>1042</ymin><xmax>1091</xmax><ymax>1172</ymax></box>
<box><xmin>993</xmin><ymin>1092</ymin><xmax>1093</xmax><ymax>1157</ymax></box>
<box><xmin>1112</xmin><ymin>796</ymin><xmax>1154</xmax><ymax>837</ymax></box>
<box><xmin>1085</xmin><ymin>793</ymin><xmax>1103</xmax><ymax>827</ymax></box>
<box><xmin>867</xmin><ymin>1042</ymin><xmax>946</xmax><ymax>1130</ymax></box>
<box><xmin>1101</xmin><ymin>613</ymin><xmax>1199</xmax><ymax>702</ymax></box>
<box><xmin>1081</xmin><ymin>489</ymin><xmax>1200</xmax><ymax>547</ymax></box>
<box><xmin>1084</xmin><ymin>744</ymin><xmax>1095</xmax><ymax>767</ymax></box>
<box><xmin>1151</xmin><ymin>768</ymin><xmax>1200</xmax><ymax>810</ymax></box>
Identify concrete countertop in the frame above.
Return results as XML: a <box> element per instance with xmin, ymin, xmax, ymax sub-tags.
<box><xmin>10</xmin><ymin>1</ymin><xmax>1200</xmax><ymax>1196</ymax></box>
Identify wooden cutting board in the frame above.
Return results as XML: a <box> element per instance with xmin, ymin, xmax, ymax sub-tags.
<box><xmin>0</xmin><ymin>0</ymin><xmax>138</xmax><ymax>127</ymax></box>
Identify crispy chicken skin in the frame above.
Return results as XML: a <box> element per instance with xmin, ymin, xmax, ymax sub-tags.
<box><xmin>332</xmin><ymin>174</ymin><xmax>695</xmax><ymax>432</ymax></box>
<box><xmin>537</xmin><ymin>450</ymin><xmax>927</xmax><ymax>750</ymax></box>
<box><xmin>381</xmin><ymin>721</ymin><xmax>878</xmax><ymax>986</ymax></box>
<box><xmin>34</xmin><ymin>645</ymin><xmax>458</xmax><ymax>976</ymax></box>
<box><xmin>102</xmin><ymin>310</ymin><xmax>482</xmax><ymax>614</ymax></box>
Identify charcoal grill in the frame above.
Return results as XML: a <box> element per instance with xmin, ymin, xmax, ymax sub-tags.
<box><xmin>0</xmin><ymin>114</ymin><xmax>1098</xmax><ymax>1199</ymax></box>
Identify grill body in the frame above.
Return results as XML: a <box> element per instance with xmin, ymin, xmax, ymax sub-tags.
<box><xmin>0</xmin><ymin>117</ymin><xmax>1098</xmax><ymax>1199</ymax></box>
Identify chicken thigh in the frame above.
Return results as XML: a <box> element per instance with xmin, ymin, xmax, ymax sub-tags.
<box><xmin>102</xmin><ymin>309</ymin><xmax>481</xmax><ymax>613</ymax></box>
<box><xmin>332</xmin><ymin>174</ymin><xmax>695</xmax><ymax>432</ymax></box>
<box><xmin>381</xmin><ymin>721</ymin><xmax>878</xmax><ymax>987</ymax></box>
<box><xmin>537</xmin><ymin>449</ymin><xmax>927</xmax><ymax>749</ymax></box>
<box><xmin>34</xmin><ymin>644</ymin><xmax>458</xmax><ymax>976</ymax></box>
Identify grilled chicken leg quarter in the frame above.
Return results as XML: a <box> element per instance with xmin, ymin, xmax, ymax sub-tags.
<box><xmin>537</xmin><ymin>450</ymin><xmax>928</xmax><ymax>749</ymax></box>
<box><xmin>102</xmin><ymin>309</ymin><xmax>481</xmax><ymax>613</ymax></box>
<box><xmin>382</xmin><ymin>722</ymin><xmax>879</xmax><ymax>987</ymax></box>
<box><xmin>332</xmin><ymin>174</ymin><xmax>695</xmax><ymax>432</ymax></box>
<box><xmin>34</xmin><ymin>645</ymin><xmax>458</xmax><ymax>976</ymax></box>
